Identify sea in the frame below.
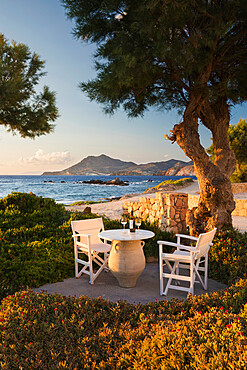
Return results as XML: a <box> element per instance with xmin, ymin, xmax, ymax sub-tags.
<box><xmin>0</xmin><ymin>175</ymin><xmax>196</xmax><ymax>205</ymax></box>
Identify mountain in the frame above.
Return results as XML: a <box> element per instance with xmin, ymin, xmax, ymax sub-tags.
<box><xmin>42</xmin><ymin>154</ymin><xmax>136</xmax><ymax>176</ymax></box>
<box><xmin>156</xmin><ymin>161</ymin><xmax>195</xmax><ymax>176</ymax></box>
<box><xmin>41</xmin><ymin>154</ymin><xmax>193</xmax><ymax>176</ymax></box>
<box><xmin>110</xmin><ymin>159</ymin><xmax>190</xmax><ymax>176</ymax></box>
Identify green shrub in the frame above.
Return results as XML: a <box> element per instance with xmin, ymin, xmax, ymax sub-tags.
<box><xmin>0</xmin><ymin>279</ymin><xmax>246</xmax><ymax>369</ymax></box>
<box><xmin>230</xmin><ymin>165</ymin><xmax>247</xmax><ymax>183</ymax></box>
<box><xmin>209</xmin><ymin>226</ymin><xmax>247</xmax><ymax>285</ymax></box>
<box><xmin>0</xmin><ymin>193</ymin><xmax>76</xmax><ymax>300</ymax></box>
<box><xmin>0</xmin><ymin>192</ymin><xmax>174</xmax><ymax>301</ymax></box>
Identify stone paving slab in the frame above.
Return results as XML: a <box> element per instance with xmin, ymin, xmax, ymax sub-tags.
<box><xmin>33</xmin><ymin>263</ymin><xmax>226</xmax><ymax>305</ymax></box>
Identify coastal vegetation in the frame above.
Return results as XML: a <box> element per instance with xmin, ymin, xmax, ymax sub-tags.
<box><xmin>61</xmin><ymin>0</ymin><xmax>247</xmax><ymax>235</ymax></box>
<box><xmin>0</xmin><ymin>192</ymin><xmax>246</xmax><ymax>367</ymax></box>
<box><xmin>0</xmin><ymin>192</ymin><xmax>172</xmax><ymax>301</ymax></box>
<box><xmin>69</xmin><ymin>200</ymin><xmax>107</xmax><ymax>206</ymax></box>
<box><xmin>144</xmin><ymin>177</ymin><xmax>194</xmax><ymax>193</ymax></box>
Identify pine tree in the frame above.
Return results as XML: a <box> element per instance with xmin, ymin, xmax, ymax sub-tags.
<box><xmin>61</xmin><ymin>0</ymin><xmax>247</xmax><ymax>234</ymax></box>
<box><xmin>0</xmin><ymin>34</ymin><xmax>58</xmax><ymax>138</ymax></box>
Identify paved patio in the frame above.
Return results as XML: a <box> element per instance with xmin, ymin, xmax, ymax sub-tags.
<box><xmin>33</xmin><ymin>262</ymin><xmax>226</xmax><ymax>305</ymax></box>
<box><xmin>36</xmin><ymin>181</ymin><xmax>244</xmax><ymax>304</ymax></box>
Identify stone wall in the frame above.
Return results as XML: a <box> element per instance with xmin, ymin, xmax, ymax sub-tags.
<box><xmin>232</xmin><ymin>183</ymin><xmax>247</xmax><ymax>194</ymax></box>
<box><xmin>123</xmin><ymin>189</ymin><xmax>247</xmax><ymax>234</ymax></box>
<box><xmin>123</xmin><ymin>193</ymin><xmax>188</xmax><ymax>234</ymax></box>
<box><xmin>232</xmin><ymin>199</ymin><xmax>247</xmax><ymax>217</ymax></box>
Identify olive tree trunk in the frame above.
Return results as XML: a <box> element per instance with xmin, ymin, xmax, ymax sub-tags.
<box><xmin>171</xmin><ymin>98</ymin><xmax>236</xmax><ymax>236</ymax></box>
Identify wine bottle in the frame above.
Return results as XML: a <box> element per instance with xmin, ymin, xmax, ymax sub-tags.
<box><xmin>129</xmin><ymin>211</ymin><xmax>135</xmax><ymax>232</ymax></box>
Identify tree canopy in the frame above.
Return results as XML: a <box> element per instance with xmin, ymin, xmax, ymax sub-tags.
<box><xmin>61</xmin><ymin>0</ymin><xmax>247</xmax><ymax>118</ymax></box>
<box><xmin>0</xmin><ymin>34</ymin><xmax>58</xmax><ymax>138</ymax></box>
<box><xmin>61</xmin><ymin>0</ymin><xmax>247</xmax><ymax>233</ymax></box>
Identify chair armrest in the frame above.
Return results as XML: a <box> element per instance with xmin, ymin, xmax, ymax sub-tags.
<box><xmin>72</xmin><ymin>233</ymin><xmax>90</xmax><ymax>239</ymax></box>
<box><xmin>158</xmin><ymin>240</ymin><xmax>180</xmax><ymax>247</ymax></box>
<box><xmin>177</xmin><ymin>245</ymin><xmax>198</xmax><ymax>253</ymax></box>
<box><xmin>176</xmin><ymin>234</ymin><xmax>198</xmax><ymax>241</ymax></box>
<box><xmin>158</xmin><ymin>241</ymin><xmax>188</xmax><ymax>249</ymax></box>
<box><xmin>158</xmin><ymin>240</ymin><xmax>198</xmax><ymax>253</ymax></box>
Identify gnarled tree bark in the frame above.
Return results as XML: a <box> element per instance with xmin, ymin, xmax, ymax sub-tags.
<box><xmin>171</xmin><ymin>97</ymin><xmax>236</xmax><ymax>236</ymax></box>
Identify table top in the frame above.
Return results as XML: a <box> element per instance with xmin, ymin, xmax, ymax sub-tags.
<box><xmin>98</xmin><ymin>229</ymin><xmax>155</xmax><ymax>242</ymax></box>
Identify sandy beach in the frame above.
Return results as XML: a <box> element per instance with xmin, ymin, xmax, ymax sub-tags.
<box><xmin>65</xmin><ymin>181</ymin><xmax>247</xmax><ymax>232</ymax></box>
<box><xmin>65</xmin><ymin>181</ymin><xmax>200</xmax><ymax>219</ymax></box>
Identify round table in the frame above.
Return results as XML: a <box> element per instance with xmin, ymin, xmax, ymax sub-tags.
<box><xmin>98</xmin><ymin>229</ymin><xmax>155</xmax><ymax>288</ymax></box>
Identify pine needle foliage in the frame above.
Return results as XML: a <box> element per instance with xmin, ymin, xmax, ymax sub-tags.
<box><xmin>61</xmin><ymin>0</ymin><xmax>247</xmax><ymax>117</ymax></box>
<box><xmin>0</xmin><ymin>34</ymin><xmax>58</xmax><ymax>138</ymax></box>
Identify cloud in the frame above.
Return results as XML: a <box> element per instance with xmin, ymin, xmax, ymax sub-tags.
<box><xmin>163</xmin><ymin>154</ymin><xmax>170</xmax><ymax>158</ymax></box>
<box><xmin>19</xmin><ymin>149</ymin><xmax>72</xmax><ymax>165</ymax></box>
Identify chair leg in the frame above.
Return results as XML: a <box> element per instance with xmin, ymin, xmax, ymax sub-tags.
<box><xmin>159</xmin><ymin>255</ymin><xmax>164</xmax><ymax>295</ymax></box>
<box><xmin>175</xmin><ymin>262</ymin><xmax>180</xmax><ymax>286</ymax></box>
<box><xmin>75</xmin><ymin>250</ymin><xmax>79</xmax><ymax>277</ymax></box>
<box><xmin>189</xmin><ymin>260</ymin><xmax>194</xmax><ymax>295</ymax></box>
<box><xmin>103</xmin><ymin>252</ymin><xmax>109</xmax><ymax>271</ymax></box>
<box><xmin>164</xmin><ymin>261</ymin><xmax>177</xmax><ymax>296</ymax></box>
<box><xmin>89</xmin><ymin>254</ymin><xmax>94</xmax><ymax>284</ymax></box>
<box><xmin>204</xmin><ymin>255</ymin><xmax>208</xmax><ymax>290</ymax></box>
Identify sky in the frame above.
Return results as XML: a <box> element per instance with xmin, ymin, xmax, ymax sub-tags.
<box><xmin>0</xmin><ymin>0</ymin><xmax>246</xmax><ymax>175</ymax></box>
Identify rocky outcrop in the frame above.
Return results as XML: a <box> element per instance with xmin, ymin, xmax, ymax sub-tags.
<box><xmin>176</xmin><ymin>165</ymin><xmax>195</xmax><ymax>176</ymax></box>
<box><xmin>81</xmin><ymin>178</ymin><xmax>129</xmax><ymax>186</ymax></box>
<box><xmin>155</xmin><ymin>161</ymin><xmax>194</xmax><ymax>176</ymax></box>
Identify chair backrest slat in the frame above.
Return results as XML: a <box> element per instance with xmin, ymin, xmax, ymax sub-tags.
<box><xmin>71</xmin><ymin>218</ymin><xmax>104</xmax><ymax>245</ymax></box>
<box><xmin>196</xmin><ymin>228</ymin><xmax>217</xmax><ymax>258</ymax></box>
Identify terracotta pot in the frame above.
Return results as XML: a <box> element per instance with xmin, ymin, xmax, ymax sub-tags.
<box><xmin>108</xmin><ymin>240</ymin><xmax>145</xmax><ymax>288</ymax></box>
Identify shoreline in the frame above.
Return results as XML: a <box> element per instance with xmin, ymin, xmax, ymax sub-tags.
<box><xmin>64</xmin><ymin>181</ymin><xmax>201</xmax><ymax>219</ymax></box>
<box><xmin>65</xmin><ymin>181</ymin><xmax>247</xmax><ymax>233</ymax></box>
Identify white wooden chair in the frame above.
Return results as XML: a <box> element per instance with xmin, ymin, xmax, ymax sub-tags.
<box><xmin>158</xmin><ymin>228</ymin><xmax>217</xmax><ymax>297</ymax></box>
<box><xmin>71</xmin><ymin>218</ymin><xmax>111</xmax><ymax>284</ymax></box>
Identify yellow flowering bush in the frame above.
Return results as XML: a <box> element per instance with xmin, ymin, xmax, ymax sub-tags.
<box><xmin>209</xmin><ymin>227</ymin><xmax>247</xmax><ymax>284</ymax></box>
<box><xmin>0</xmin><ymin>279</ymin><xmax>246</xmax><ymax>369</ymax></box>
<box><xmin>0</xmin><ymin>193</ymin><xmax>247</xmax><ymax>368</ymax></box>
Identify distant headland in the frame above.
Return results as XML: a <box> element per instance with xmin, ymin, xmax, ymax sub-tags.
<box><xmin>41</xmin><ymin>154</ymin><xmax>195</xmax><ymax>177</ymax></box>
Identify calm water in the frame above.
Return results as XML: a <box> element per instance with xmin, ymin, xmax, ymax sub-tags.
<box><xmin>0</xmin><ymin>175</ymin><xmax>196</xmax><ymax>205</ymax></box>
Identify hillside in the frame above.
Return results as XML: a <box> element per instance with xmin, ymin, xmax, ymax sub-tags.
<box><xmin>42</xmin><ymin>154</ymin><xmax>193</xmax><ymax>176</ymax></box>
<box><xmin>42</xmin><ymin>154</ymin><xmax>136</xmax><ymax>176</ymax></box>
<box><xmin>156</xmin><ymin>161</ymin><xmax>195</xmax><ymax>176</ymax></box>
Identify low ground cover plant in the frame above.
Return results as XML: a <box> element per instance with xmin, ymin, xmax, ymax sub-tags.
<box><xmin>144</xmin><ymin>177</ymin><xmax>194</xmax><ymax>193</ymax></box>
<box><xmin>69</xmin><ymin>200</ymin><xmax>107</xmax><ymax>206</ymax></box>
<box><xmin>0</xmin><ymin>279</ymin><xmax>246</xmax><ymax>368</ymax></box>
<box><xmin>0</xmin><ymin>192</ymin><xmax>247</xmax><ymax>368</ymax></box>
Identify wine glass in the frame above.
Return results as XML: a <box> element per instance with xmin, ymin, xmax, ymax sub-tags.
<box><xmin>121</xmin><ymin>216</ymin><xmax>127</xmax><ymax>231</ymax></box>
<box><xmin>136</xmin><ymin>218</ymin><xmax>141</xmax><ymax>232</ymax></box>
